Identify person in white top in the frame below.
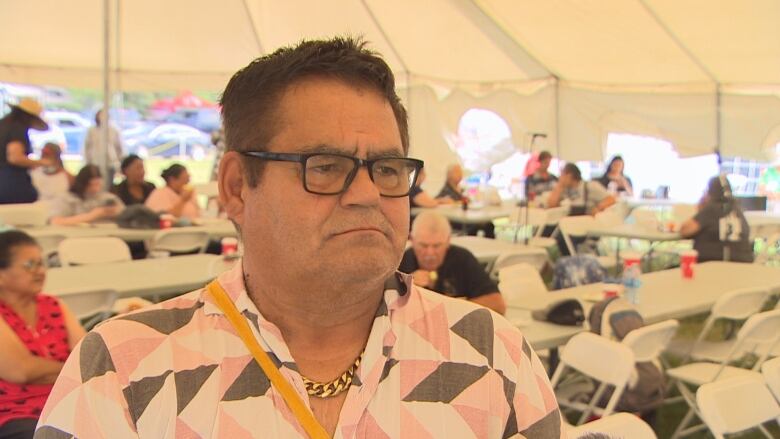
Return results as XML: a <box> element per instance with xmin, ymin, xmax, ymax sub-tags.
<box><xmin>31</xmin><ymin>143</ymin><xmax>73</xmax><ymax>202</ymax></box>
<box><xmin>83</xmin><ymin>109</ymin><xmax>123</xmax><ymax>184</ymax></box>
<box><xmin>144</xmin><ymin>163</ymin><xmax>200</xmax><ymax>220</ymax></box>
<box><xmin>49</xmin><ymin>165</ymin><xmax>124</xmax><ymax>225</ymax></box>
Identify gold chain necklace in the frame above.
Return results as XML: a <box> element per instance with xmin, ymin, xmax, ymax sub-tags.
<box><xmin>301</xmin><ymin>354</ymin><xmax>362</xmax><ymax>398</ymax></box>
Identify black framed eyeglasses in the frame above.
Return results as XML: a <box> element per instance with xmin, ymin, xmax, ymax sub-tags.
<box><xmin>241</xmin><ymin>151</ymin><xmax>424</xmax><ymax>197</ymax></box>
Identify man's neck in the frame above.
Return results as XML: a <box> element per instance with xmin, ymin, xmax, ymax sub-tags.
<box><xmin>243</xmin><ymin>269</ymin><xmax>385</xmax><ymax>379</ymax></box>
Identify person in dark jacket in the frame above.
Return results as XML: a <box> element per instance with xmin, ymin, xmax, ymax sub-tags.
<box><xmin>0</xmin><ymin>99</ymin><xmax>51</xmax><ymax>204</ymax></box>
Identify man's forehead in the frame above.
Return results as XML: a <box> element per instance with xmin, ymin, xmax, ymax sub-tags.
<box><xmin>413</xmin><ymin>231</ymin><xmax>450</xmax><ymax>245</ymax></box>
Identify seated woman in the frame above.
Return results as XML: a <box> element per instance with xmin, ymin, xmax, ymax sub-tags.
<box><xmin>145</xmin><ymin>163</ymin><xmax>200</xmax><ymax>220</ymax></box>
<box><xmin>0</xmin><ymin>231</ymin><xmax>85</xmax><ymax>438</ymax></box>
<box><xmin>596</xmin><ymin>155</ymin><xmax>633</xmax><ymax>196</ymax></box>
<box><xmin>112</xmin><ymin>154</ymin><xmax>155</xmax><ymax>206</ymax></box>
<box><xmin>49</xmin><ymin>165</ymin><xmax>125</xmax><ymax>225</ymax></box>
<box><xmin>680</xmin><ymin>175</ymin><xmax>753</xmax><ymax>263</ymax></box>
<box><xmin>30</xmin><ymin>143</ymin><xmax>74</xmax><ymax>202</ymax></box>
<box><xmin>409</xmin><ymin>168</ymin><xmax>454</xmax><ymax>208</ymax></box>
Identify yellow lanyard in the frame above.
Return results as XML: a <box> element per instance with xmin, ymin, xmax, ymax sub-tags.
<box><xmin>206</xmin><ymin>280</ymin><xmax>330</xmax><ymax>439</ymax></box>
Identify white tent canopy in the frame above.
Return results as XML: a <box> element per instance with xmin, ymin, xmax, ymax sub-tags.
<box><xmin>2</xmin><ymin>0</ymin><xmax>780</xmax><ymax>174</ymax></box>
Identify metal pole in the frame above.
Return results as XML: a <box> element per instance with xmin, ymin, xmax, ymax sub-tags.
<box><xmin>101</xmin><ymin>0</ymin><xmax>111</xmax><ymax>188</ymax></box>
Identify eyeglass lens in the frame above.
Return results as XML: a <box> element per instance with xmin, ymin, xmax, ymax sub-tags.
<box><xmin>304</xmin><ymin>155</ymin><xmax>418</xmax><ymax>196</ymax></box>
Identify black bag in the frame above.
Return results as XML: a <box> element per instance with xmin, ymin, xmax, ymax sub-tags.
<box><xmin>531</xmin><ymin>299</ymin><xmax>585</xmax><ymax>326</ymax></box>
<box><xmin>588</xmin><ymin>297</ymin><xmax>667</xmax><ymax>413</ymax></box>
<box><xmin>115</xmin><ymin>205</ymin><xmax>161</xmax><ymax>229</ymax></box>
<box><xmin>569</xmin><ymin>182</ymin><xmax>590</xmax><ymax>216</ymax></box>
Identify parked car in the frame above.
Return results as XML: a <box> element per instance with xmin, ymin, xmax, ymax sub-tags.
<box><xmin>165</xmin><ymin>108</ymin><xmax>221</xmax><ymax>133</ymax></box>
<box><xmin>42</xmin><ymin>111</ymin><xmax>91</xmax><ymax>157</ymax></box>
<box><xmin>29</xmin><ymin>124</ymin><xmax>67</xmax><ymax>156</ymax></box>
<box><xmin>126</xmin><ymin>123</ymin><xmax>213</xmax><ymax>160</ymax></box>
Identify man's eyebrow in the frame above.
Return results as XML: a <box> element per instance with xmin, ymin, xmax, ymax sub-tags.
<box><xmin>296</xmin><ymin>144</ymin><xmax>405</xmax><ymax>160</ymax></box>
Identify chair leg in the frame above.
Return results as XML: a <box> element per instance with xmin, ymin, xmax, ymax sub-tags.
<box><xmin>670</xmin><ymin>407</ymin><xmax>696</xmax><ymax>439</ymax></box>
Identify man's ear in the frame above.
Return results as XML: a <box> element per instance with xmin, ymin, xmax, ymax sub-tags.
<box><xmin>218</xmin><ymin>151</ymin><xmax>246</xmax><ymax>226</ymax></box>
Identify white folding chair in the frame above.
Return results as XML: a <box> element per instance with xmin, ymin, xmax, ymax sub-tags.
<box><xmin>762</xmin><ymin>357</ymin><xmax>780</xmax><ymax>403</ymax></box>
<box><xmin>58</xmin><ymin>237</ymin><xmax>132</xmax><ymax>266</ymax></box>
<box><xmin>622</xmin><ymin>319</ymin><xmax>679</xmax><ymax>364</ymax></box>
<box><xmin>666</xmin><ymin>309</ymin><xmax>780</xmax><ymax>438</ymax></box>
<box><xmin>569</xmin><ymin>412</ymin><xmax>656</xmax><ymax>439</ymax></box>
<box><xmin>148</xmin><ymin>229</ymin><xmax>209</xmax><ymax>255</ymax></box>
<box><xmin>681</xmin><ymin>287</ymin><xmax>770</xmax><ymax>364</ymax></box>
<box><xmin>57</xmin><ymin>288</ymin><xmax>119</xmax><ymax>329</ymax></box>
<box><xmin>504</xmin><ymin>207</ymin><xmax>556</xmax><ymax>248</ymax></box>
<box><xmin>489</xmin><ymin>248</ymin><xmax>548</xmax><ymax>277</ymax></box>
<box><xmin>558</xmin><ymin>216</ymin><xmax>616</xmax><ymax>269</ymax></box>
<box><xmin>0</xmin><ymin>202</ymin><xmax>48</xmax><ymax>227</ymax></box>
<box><xmin>497</xmin><ymin>263</ymin><xmax>547</xmax><ymax>306</ymax></box>
<box><xmin>33</xmin><ymin>233</ymin><xmax>66</xmax><ymax>265</ymax></box>
<box><xmin>696</xmin><ymin>374</ymin><xmax>780</xmax><ymax>439</ymax></box>
<box><xmin>550</xmin><ymin>332</ymin><xmax>635</xmax><ymax>425</ymax></box>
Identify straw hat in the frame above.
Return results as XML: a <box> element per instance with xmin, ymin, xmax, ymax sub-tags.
<box><xmin>9</xmin><ymin>97</ymin><xmax>48</xmax><ymax>130</ymax></box>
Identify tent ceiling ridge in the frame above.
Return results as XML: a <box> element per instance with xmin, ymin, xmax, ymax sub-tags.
<box><xmin>452</xmin><ymin>0</ymin><xmax>552</xmax><ymax>79</ymax></box>
<box><xmin>637</xmin><ymin>0</ymin><xmax>719</xmax><ymax>85</ymax></box>
<box><xmin>361</xmin><ymin>0</ymin><xmax>409</xmax><ymax>73</ymax></box>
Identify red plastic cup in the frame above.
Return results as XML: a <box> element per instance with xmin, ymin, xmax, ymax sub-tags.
<box><xmin>159</xmin><ymin>218</ymin><xmax>172</xmax><ymax>229</ymax></box>
<box><xmin>680</xmin><ymin>250</ymin><xmax>698</xmax><ymax>279</ymax></box>
<box><xmin>622</xmin><ymin>252</ymin><xmax>642</xmax><ymax>271</ymax></box>
<box><xmin>221</xmin><ymin>237</ymin><xmax>239</xmax><ymax>256</ymax></box>
<box><xmin>603</xmin><ymin>284</ymin><xmax>622</xmax><ymax>299</ymax></box>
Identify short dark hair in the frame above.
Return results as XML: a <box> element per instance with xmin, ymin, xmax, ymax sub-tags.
<box><xmin>538</xmin><ymin>151</ymin><xmax>552</xmax><ymax>161</ymax></box>
<box><xmin>562</xmin><ymin>163</ymin><xmax>582</xmax><ymax>181</ymax></box>
<box><xmin>120</xmin><ymin>154</ymin><xmax>143</xmax><ymax>173</ymax></box>
<box><xmin>161</xmin><ymin>164</ymin><xmax>187</xmax><ymax>183</ymax></box>
<box><xmin>71</xmin><ymin>164</ymin><xmax>102</xmax><ymax>199</ymax></box>
<box><xmin>219</xmin><ymin>36</ymin><xmax>409</xmax><ymax>187</ymax></box>
<box><xmin>0</xmin><ymin>230</ymin><xmax>38</xmax><ymax>269</ymax></box>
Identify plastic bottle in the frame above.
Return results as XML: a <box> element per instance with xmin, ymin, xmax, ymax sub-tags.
<box><xmin>622</xmin><ymin>259</ymin><xmax>642</xmax><ymax>305</ymax></box>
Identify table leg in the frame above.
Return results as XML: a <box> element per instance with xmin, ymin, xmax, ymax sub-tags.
<box><xmin>547</xmin><ymin>348</ymin><xmax>560</xmax><ymax>377</ymax></box>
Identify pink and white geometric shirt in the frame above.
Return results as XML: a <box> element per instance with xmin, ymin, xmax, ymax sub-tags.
<box><xmin>36</xmin><ymin>262</ymin><xmax>562</xmax><ymax>438</ymax></box>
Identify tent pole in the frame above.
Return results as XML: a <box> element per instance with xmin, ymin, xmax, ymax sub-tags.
<box><xmin>716</xmin><ymin>85</ymin><xmax>722</xmax><ymax>172</ymax></box>
<box><xmin>554</xmin><ymin>76</ymin><xmax>561</xmax><ymax>162</ymax></box>
<box><xmin>101</xmin><ymin>0</ymin><xmax>111</xmax><ymax>188</ymax></box>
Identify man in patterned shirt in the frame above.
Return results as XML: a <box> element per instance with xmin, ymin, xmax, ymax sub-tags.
<box><xmin>36</xmin><ymin>37</ymin><xmax>563</xmax><ymax>438</ymax></box>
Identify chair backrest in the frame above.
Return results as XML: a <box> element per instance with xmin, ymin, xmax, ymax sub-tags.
<box><xmin>551</xmin><ymin>332</ymin><xmax>634</xmax><ymax>423</ymax></box>
<box><xmin>149</xmin><ymin>229</ymin><xmax>209</xmax><ymax>254</ymax></box>
<box><xmin>711</xmin><ymin>287</ymin><xmax>770</xmax><ymax>320</ymax></box>
<box><xmin>558</xmin><ymin>216</ymin><xmax>596</xmax><ymax>255</ymax></box>
<box><xmin>735</xmin><ymin>309</ymin><xmax>780</xmax><ymax>350</ymax></box>
<box><xmin>58</xmin><ymin>237</ymin><xmax>132</xmax><ymax>266</ymax></box>
<box><xmin>622</xmin><ymin>319</ymin><xmax>679</xmax><ymax>363</ymax></box>
<box><xmin>490</xmin><ymin>249</ymin><xmax>546</xmax><ymax>278</ymax></box>
<box><xmin>569</xmin><ymin>412</ymin><xmax>657</xmax><ymax>439</ymax></box>
<box><xmin>0</xmin><ymin>202</ymin><xmax>48</xmax><ymax>227</ymax></box>
<box><xmin>544</xmin><ymin>206</ymin><xmax>569</xmax><ymax>225</ymax></box>
<box><xmin>696</xmin><ymin>374</ymin><xmax>780</xmax><ymax>439</ymax></box>
<box><xmin>33</xmin><ymin>233</ymin><xmax>66</xmax><ymax>261</ymax></box>
<box><xmin>56</xmin><ymin>288</ymin><xmax>118</xmax><ymax>328</ymax></box>
<box><xmin>497</xmin><ymin>263</ymin><xmax>547</xmax><ymax>305</ymax></box>
<box><xmin>762</xmin><ymin>357</ymin><xmax>780</xmax><ymax>403</ymax></box>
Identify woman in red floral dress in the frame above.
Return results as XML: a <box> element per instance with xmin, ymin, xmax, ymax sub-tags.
<box><xmin>0</xmin><ymin>231</ymin><xmax>85</xmax><ymax>439</ymax></box>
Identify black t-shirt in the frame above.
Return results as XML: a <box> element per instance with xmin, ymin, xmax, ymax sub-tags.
<box><xmin>409</xmin><ymin>185</ymin><xmax>424</xmax><ymax>208</ymax></box>
<box><xmin>436</xmin><ymin>184</ymin><xmax>462</xmax><ymax>202</ymax></box>
<box><xmin>596</xmin><ymin>174</ymin><xmax>633</xmax><ymax>193</ymax></box>
<box><xmin>0</xmin><ymin>120</ymin><xmax>31</xmax><ymax>166</ymax></box>
<box><xmin>525</xmin><ymin>172</ymin><xmax>558</xmax><ymax>197</ymax></box>
<box><xmin>112</xmin><ymin>180</ymin><xmax>156</xmax><ymax>206</ymax></box>
<box><xmin>692</xmin><ymin>202</ymin><xmax>753</xmax><ymax>262</ymax></box>
<box><xmin>398</xmin><ymin>245</ymin><xmax>498</xmax><ymax>299</ymax></box>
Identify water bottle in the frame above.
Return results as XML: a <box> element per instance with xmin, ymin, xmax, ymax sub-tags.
<box><xmin>621</xmin><ymin>253</ymin><xmax>642</xmax><ymax>305</ymax></box>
